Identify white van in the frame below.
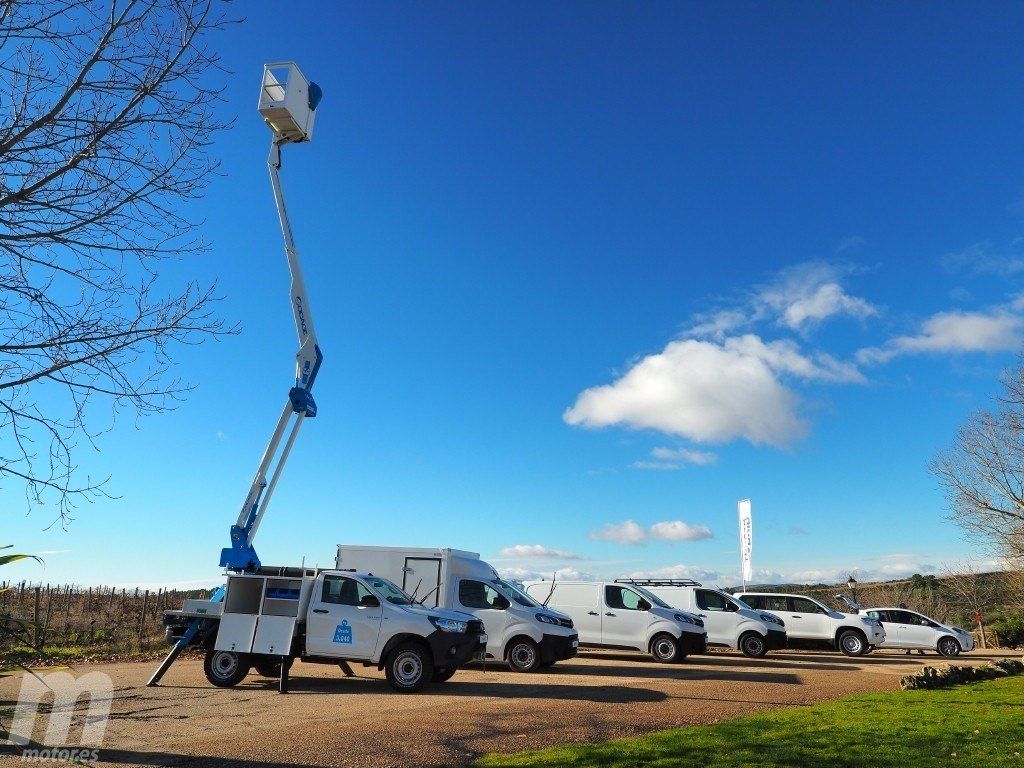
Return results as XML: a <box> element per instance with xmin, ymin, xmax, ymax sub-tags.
<box><xmin>620</xmin><ymin>579</ymin><xmax>786</xmax><ymax>658</ymax></box>
<box><xmin>336</xmin><ymin>545</ymin><xmax>578</xmax><ymax>672</ymax></box>
<box><xmin>523</xmin><ymin>580</ymin><xmax>707</xmax><ymax>663</ymax></box>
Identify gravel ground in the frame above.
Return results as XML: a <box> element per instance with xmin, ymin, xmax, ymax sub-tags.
<box><xmin>0</xmin><ymin>649</ymin><xmax>1015</xmax><ymax>767</ymax></box>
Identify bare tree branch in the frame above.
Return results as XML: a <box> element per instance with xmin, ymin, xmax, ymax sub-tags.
<box><xmin>1</xmin><ymin>0</ymin><xmax>240</xmax><ymax>525</ymax></box>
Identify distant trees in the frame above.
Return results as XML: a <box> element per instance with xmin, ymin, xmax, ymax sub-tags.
<box><xmin>0</xmin><ymin>1</ymin><xmax>236</xmax><ymax>523</ymax></box>
<box><xmin>932</xmin><ymin>358</ymin><xmax>1024</xmax><ymax>569</ymax></box>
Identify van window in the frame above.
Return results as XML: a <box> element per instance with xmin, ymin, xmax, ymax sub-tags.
<box><xmin>459</xmin><ymin>580</ymin><xmax>504</xmax><ymax>610</ymax></box>
<box><xmin>741</xmin><ymin>595</ymin><xmax>763</xmax><ymax>609</ymax></box>
<box><xmin>790</xmin><ymin>597</ymin><xmax>825</xmax><ymax>614</ymax></box>
<box><xmin>695</xmin><ymin>589</ymin><xmax>733</xmax><ymax>612</ymax></box>
<box><xmin>322</xmin><ymin>575</ymin><xmax>372</xmax><ymax>606</ymax></box>
<box><xmin>605</xmin><ymin>585</ymin><xmax>647</xmax><ymax>611</ymax></box>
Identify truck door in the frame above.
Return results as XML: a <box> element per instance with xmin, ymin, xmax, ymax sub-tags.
<box><xmin>787</xmin><ymin>597</ymin><xmax>832</xmax><ymax>640</ymax></box>
<box><xmin>402</xmin><ymin>557</ymin><xmax>442</xmax><ymax>608</ymax></box>
<box><xmin>306</xmin><ymin>575</ymin><xmax>383</xmax><ymax>659</ymax></box>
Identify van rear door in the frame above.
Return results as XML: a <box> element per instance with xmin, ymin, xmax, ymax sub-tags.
<box><xmin>402</xmin><ymin>557</ymin><xmax>442</xmax><ymax>607</ymax></box>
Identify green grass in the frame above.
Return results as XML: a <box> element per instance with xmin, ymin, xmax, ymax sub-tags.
<box><xmin>475</xmin><ymin>677</ymin><xmax>1024</xmax><ymax>768</ymax></box>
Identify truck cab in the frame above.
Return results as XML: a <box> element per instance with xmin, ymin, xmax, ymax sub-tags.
<box><xmin>165</xmin><ymin>567</ymin><xmax>486</xmax><ymax>692</ymax></box>
<box><xmin>335</xmin><ymin>545</ymin><xmax>579</xmax><ymax>672</ymax></box>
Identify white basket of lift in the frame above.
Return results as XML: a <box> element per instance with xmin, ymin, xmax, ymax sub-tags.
<box><xmin>258</xmin><ymin>62</ymin><xmax>322</xmax><ymax>143</ymax></box>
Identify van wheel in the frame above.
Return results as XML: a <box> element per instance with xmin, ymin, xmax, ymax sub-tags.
<box><xmin>838</xmin><ymin>629</ymin><xmax>868</xmax><ymax>657</ymax></box>
<box><xmin>507</xmin><ymin>638</ymin><xmax>540</xmax><ymax>673</ymax></box>
<box><xmin>433</xmin><ymin>666</ymin><xmax>457</xmax><ymax>683</ymax></box>
<box><xmin>739</xmin><ymin>632</ymin><xmax>768</xmax><ymax>658</ymax></box>
<box><xmin>937</xmin><ymin>637</ymin><xmax>962</xmax><ymax>657</ymax></box>
<box><xmin>650</xmin><ymin>633</ymin><xmax>682</xmax><ymax>663</ymax></box>
<box><xmin>385</xmin><ymin>643</ymin><xmax>433</xmax><ymax>692</ymax></box>
<box><xmin>204</xmin><ymin>650</ymin><xmax>251</xmax><ymax>688</ymax></box>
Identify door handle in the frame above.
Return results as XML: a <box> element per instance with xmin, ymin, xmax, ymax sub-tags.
<box><xmin>312</xmin><ymin>608</ymin><xmax>328</xmax><ymax>614</ymax></box>
<box><xmin>587</xmin><ymin>611</ymin><xmax>599</xmax><ymax>616</ymax></box>
<box><xmin>605</xmin><ymin>612</ymin><xmax>615</xmax><ymax>616</ymax></box>
<box><xmin>791</xmin><ymin>615</ymin><xmax>802</xmax><ymax>618</ymax></box>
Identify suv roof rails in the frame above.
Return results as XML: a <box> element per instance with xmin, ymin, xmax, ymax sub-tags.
<box><xmin>615</xmin><ymin>578</ymin><xmax>703</xmax><ymax>587</ymax></box>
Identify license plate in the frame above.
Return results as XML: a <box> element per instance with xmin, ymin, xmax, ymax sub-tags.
<box><xmin>572</xmin><ymin>640</ymin><xmax>579</xmax><ymax>648</ymax></box>
<box><xmin>478</xmin><ymin>633</ymin><xmax>488</xmax><ymax>644</ymax></box>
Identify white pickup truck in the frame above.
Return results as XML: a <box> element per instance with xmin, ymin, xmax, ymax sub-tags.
<box><xmin>162</xmin><ymin>567</ymin><xmax>486</xmax><ymax>692</ymax></box>
<box><xmin>735</xmin><ymin>591</ymin><xmax>885</xmax><ymax>656</ymax></box>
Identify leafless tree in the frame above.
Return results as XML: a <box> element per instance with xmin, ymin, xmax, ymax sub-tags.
<box><xmin>940</xmin><ymin>562</ymin><xmax>999</xmax><ymax>647</ymax></box>
<box><xmin>1</xmin><ymin>0</ymin><xmax>238</xmax><ymax>525</ymax></box>
<box><xmin>931</xmin><ymin>358</ymin><xmax>1024</xmax><ymax>567</ymax></box>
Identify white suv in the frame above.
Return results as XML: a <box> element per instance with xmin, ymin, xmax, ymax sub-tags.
<box><xmin>524</xmin><ymin>580</ymin><xmax>707</xmax><ymax>663</ymax></box>
<box><xmin>863</xmin><ymin>607</ymin><xmax>975</xmax><ymax>657</ymax></box>
<box><xmin>619</xmin><ymin>579</ymin><xmax>787</xmax><ymax>658</ymax></box>
<box><xmin>736</xmin><ymin>592</ymin><xmax>885</xmax><ymax>656</ymax></box>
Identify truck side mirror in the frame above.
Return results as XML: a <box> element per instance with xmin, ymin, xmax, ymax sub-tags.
<box><xmin>359</xmin><ymin>594</ymin><xmax>380</xmax><ymax>608</ymax></box>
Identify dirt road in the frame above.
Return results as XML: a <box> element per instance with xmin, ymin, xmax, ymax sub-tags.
<box><xmin>0</xmin><ymin>649</ymin><xmax>1014</xmax><ymax>767</ymax></box>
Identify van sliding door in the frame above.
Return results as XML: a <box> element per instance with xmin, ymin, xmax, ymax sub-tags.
<box><xmin>403</xmin><ymin>557</ymin><xmax>442</xmax><ymax>607</ymax></box>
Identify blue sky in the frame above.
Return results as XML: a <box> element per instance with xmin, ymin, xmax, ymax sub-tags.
<box><xmin>6</xmin><ymin>2</ymin><xmax>1024</xmax><ymax>589</ymax></box>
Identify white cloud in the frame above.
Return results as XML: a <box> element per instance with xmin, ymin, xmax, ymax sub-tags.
<box><xmin>942</xmin><ymin>239</ymin><xmax>1024</xmax><ymax>277</ymax></box>
<box><xmin>649</xmin><ymin>521</ymin><xmax>713</xmax><ymax>542</ymax></box>
<box><xmin>498</xmin><ymin>565</ymin><xmax>591</xmax><ymax>582</ymax></box>
<box><xmin>632</xmin><ymin>446</ymin><xmax>718</xmax><ymax>471</ymax></box>
<box><xmin>688</xmin><ymin>262</ymin><xmax>877</xmax><ymax>338</ymax></box>
<box><xmin>857</xmin><ymin>308</ymin><xmax>1023</xmax><ymax>364</ymax></box>
<box><xmin>590</xmin><ymin>519</ymin><xmax>713</xmax><ymax>545</ymax></box>
<box><xmin>565</xmin><ymin>334</ymin><xmax>862</xmax><ymax>448</ymax></box>
<box><xmin>590</xmin><ymin>520</ymin><xmax>647</xmax><ymax>545</ymax></box>
<box><xmin>497</xmin><ymin>544</ymin><xmax>583</xmax><ymax>561</ymax></box>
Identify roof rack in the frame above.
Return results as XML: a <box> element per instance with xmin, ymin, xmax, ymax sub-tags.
<box><xmin>615</xmin><ymin>578</ymin><xmax>703</xmax><ymax>587</ymax></box>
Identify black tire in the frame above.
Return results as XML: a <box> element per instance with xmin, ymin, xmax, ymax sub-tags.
<box><xmin>650</xmin><ymin>633</ymin><xmax>682</xmax><ymax>663</ymax></box>
<box><xmin>254</xmin><ymin>660</ymin><xmax>282</xmax><ymax>678</ymax></box>
<box><xmin>739</xmin><ymin>631</ymin><xmax>768</xmax><ymax>659</ymax></box>
<box><xmin>433</xmin><ymin>666</ymin><xmax>458</xmax><ymax>683</ymax></box>
<box><xmin>507</xmin><ymin>638</ymin><xmax>541</xmax><ymax>673</ymax></box>
<box><xmin>937</xmin><ymin>636</ymin><xmax>962</xmax><ymax>657</ymax></box>
<box><xmin>838</xmin><ymin>629</ymin><xmax>868</xmax><ymax>657</ymax></box>
<box><xmin>204</xmin><ymin>650</ymin><xmax>251</xmax><ymax>688</ymax></box>
<box><xmin>385</xmin><ymin>642</ymin><xmax>433</xmax><ymax>693</ymax></box>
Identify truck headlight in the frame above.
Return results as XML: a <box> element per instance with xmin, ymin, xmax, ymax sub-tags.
<box><xmin>535</xmin><ymin>613</ymin><xmax>560</xmax><ymax>625</ymax></box>
<box><xmin>430</xmin><ymin>616</ymin><xmax>468</xmax><ymax>633</ymax></box>
<box><xmin>760</xmin><ymin>613</ymin><xmax>784</xmax><ymax>627</ymax></box>
<box><xmin>675</xmin><ymin>613</ymin><xmax>701</xmax><ymax>626</ymax></box>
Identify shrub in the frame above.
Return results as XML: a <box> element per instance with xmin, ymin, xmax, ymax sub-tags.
<box><xmin>991</xmin><ymin>614</ymin><xmax>1024</xmax><ymax>648</ymax></box>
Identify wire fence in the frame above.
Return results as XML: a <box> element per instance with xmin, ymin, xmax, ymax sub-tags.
<box><xmin>0</xmin><ymin>581</ymin><xmax>216</xmax><ymax>653</ymax></box>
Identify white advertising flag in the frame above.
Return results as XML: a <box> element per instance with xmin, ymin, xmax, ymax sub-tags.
<box><xmin>738</xmin><ymin>499</ymin><xmax>753</xmax><ymax>586</ymax></box>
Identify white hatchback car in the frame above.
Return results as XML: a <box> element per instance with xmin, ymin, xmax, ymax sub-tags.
<box><xmin>863</xmin><ymin>607</ymin><xmax>975</xmax><ymax>657</ymax></box>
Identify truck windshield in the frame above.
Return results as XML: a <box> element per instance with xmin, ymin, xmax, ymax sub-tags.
<box><xmin>494</xmin><ymin>579</ymin><xmax>540</xmax><ymax>608</ymax></box>
<box><xmin>366</xmin><ymin>577</ymin><xmax>412</xmax><ymax>605</ymax></box>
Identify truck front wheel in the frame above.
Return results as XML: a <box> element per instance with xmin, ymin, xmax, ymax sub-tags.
<box><xmin>385</xmin><ymin>643</ymin><xmax>433</xmax><ymax>692</ymax></box>
<box><xmin>204</xmin><ymin>650</ymin><xmax>251</xmax><ymax>688</ymax></box>
<box><xmin>838</xmin><ymin>629</ymin><xmax>868</xmax><ymax>657</ymax></box>
<box><xmin>650</xmin><ymin>633</ymin><xmax>682</xmax><ymax>663</ymax></box>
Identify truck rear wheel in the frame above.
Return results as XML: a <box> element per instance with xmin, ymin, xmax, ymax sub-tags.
<box><xmin>385</xmin><ymin>642</ymin><xmax>433</xmax><ymax>692</ymax></box>
<box><xmin>739</xmin><ymin>632</ymin><xmax>768</xmax><ymax>658</ymax></box>
<box><xmin>204</xmin><ymin>650</ymin><xmax>251</xmax><ymax>688</ymax></box>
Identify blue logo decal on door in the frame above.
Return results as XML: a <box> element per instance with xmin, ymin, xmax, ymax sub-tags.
<box><xmin>333</xmin><ymin>620</ymin><xmax>353</xmax><ymax>644</ymax></box>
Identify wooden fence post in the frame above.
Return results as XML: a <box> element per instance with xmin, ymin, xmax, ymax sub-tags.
<box><xmin>139</xmin><ymin>590</ymin><xmax>149</xmax><ymax>640</ymax></box>
<box><xmin>33</xmin><ymin>586</ymin><xmax>41</xmax><ymax>647</ymax></box>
